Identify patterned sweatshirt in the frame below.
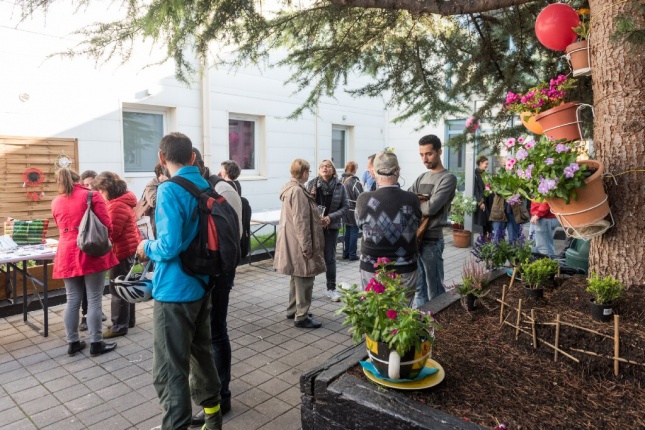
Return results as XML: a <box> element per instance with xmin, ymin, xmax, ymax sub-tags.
<box><xmin>408</xmin><ymin>169</ymin><xmax>457</xmax><ymax>241</ymax></box>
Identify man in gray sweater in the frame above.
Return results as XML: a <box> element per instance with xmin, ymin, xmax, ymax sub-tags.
<box><xmin>408</xmin><ymin>135</ymin><xmax>457</xmax><ymax>307</ymax></box>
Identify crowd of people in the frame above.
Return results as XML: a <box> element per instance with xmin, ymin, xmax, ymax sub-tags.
<box><xmin>51</xmin><ymin>131</ymin><xmax>471</xmax><ymax>429</ymax></box>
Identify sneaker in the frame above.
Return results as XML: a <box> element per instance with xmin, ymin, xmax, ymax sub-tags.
<box><xmin>79</xmin><ymin>317</ymin><xmax>88</xmax><ymax>331</ymax></box>
<box><xmin>101</xmin><ymin>312</ymin><xmax>107</xmax><ymax>322</ymax></box>
<box><xmin>326</xmin><ymin>289</ymin><xmax>341</xmax><ymax>302</ymax></box>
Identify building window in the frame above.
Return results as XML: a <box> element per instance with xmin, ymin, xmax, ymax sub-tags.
<box><xmin>331</xmin><ymin>127</ymin><xmax>348</xmax><ymax>168</ymax></box>
<box><xmin>123</xmin><ymin>110</ymin><xmax>166</xmax><ymax>173</ymax></box>
<box><xmin>445</xmin><ymin>120</ymin><xmax>466</xmax><ymax>173</ymax></box>
<box><xmin>229</xmin><ymin>115</ymin><xmax>260</xmax><ymax>174</ymax></box>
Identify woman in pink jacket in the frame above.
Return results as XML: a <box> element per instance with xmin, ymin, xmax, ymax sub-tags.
<box><xmin>92</xmin><ymin>171</ymin><xmax>141</xmax><ymax>338</ymax></box>
<box><xmin>51</xmin><ymin>168</ymin><xmax>119</xmax><ymax>357</ymax></box>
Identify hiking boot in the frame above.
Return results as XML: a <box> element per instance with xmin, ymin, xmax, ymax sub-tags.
<box><xmin>79</xmin><ymin>317</ymin><xmax>88</xmax><ymax>331</ymax></box>
<box><xmin>190</xmin><ymin>400</ymin><xmax>231</xmax><ymax>425</ymax></box>
<box><xmin>68</xmin><ymin>340</ymin><xmax>86</xmax><ymax>356</ymax></box>
<box><xmin>90</xmin><ymin>341</ymin><xmax>117</xmax><ymax>357</ymax></box>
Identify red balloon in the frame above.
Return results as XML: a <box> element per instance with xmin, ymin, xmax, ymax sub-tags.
<box><xmin>535</xmin><ymin>4</ymin><xmax>580</xmax><ymax>51</ymax></box>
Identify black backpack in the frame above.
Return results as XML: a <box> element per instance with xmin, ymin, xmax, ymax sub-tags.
<box><xmin>208</xmin><ymin>175</ymin><xmax>252</xmax><ymax>260</ymax></box>
<box><xmin>169</xmin><ymin>176</ymin><xmax>240</xmax><ymax>290</ymax></box>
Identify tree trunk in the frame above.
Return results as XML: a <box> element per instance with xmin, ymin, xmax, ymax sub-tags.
<box><xmin>588</xmin><ymin>0</ymin><xmax>645</xmax><ymax>286</ymax></box>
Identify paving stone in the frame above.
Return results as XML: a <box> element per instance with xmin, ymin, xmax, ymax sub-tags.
<box><xmin>10</xmin><ymin>383</ymin><xmax>50</xmax><ymax>405</ymax></box>
<box><xmin>30</xmin><ymin>404</ymin><xmax>73</xmax><ymax>429</ymax></box>
<box><xmin>83</xmin><ymin>373</ymin><xmax>120</xmax><ymax>392</ymax></box>
<box><xmin>2</xmin><ymin>418</ymin><xmax>38</xmax><ymax>430</ymax></box>
<box><xmin>238</xmin><ymin>368</ymin><xmax>273</xmax><ymax>387</ymax></box>
<box><xmin>225</xmin><ymin>408</ymin><xmax>273</xmax><ymax>430</ymax></box>
<box><xmin>108</xmin><ymin>390</ymin><xmax>147</xmax><ymax>413</ymax></box>
<box><xmin>276</xmin><ymin>385</ymin><xmax>304</xmax><ymax>407</ymax></box>
<box><xmin>64</xmin><ymin>392</ymin><xmax>105</xmax><ymax>414</ymax></box>
<box><xmin>4</xmin><ymin>374</ymin><xmax>39</xmax><ymax>394</ymax></box>
<box><xmin>20</xmin><ymin>394</ymin><xmax>62</xmax><ymax>416</ymax></box>
<box><xmin>0</xmin><ymin>406</ymin><xmax>25</xmax><ymax>427</ymax></box>
<box><xmin>256</xmin><ymin>377</ymin><xmax>292</xmax><ymax>396</ymax></box>
<box><xmin>77</xmin><ymin>413</ymin><xmax>133</xmax><ymax>430</ymax></box>
<box><xmin>235</xmin><ymin>387</ymin><xmax>273</xmax><ymax>409</ymax></box>
<box><xmin>41</xmin><ymin>417</ymin><xmax>88</xmax><ymax>430</ymax></box>
<box><xmin>53</xmin><ymin>383</ymin><xmax>91</xmax><ymax>404</ymax></box>
<box><xmin>120</xmin><ymin>398</ymin><xmax>161</xmax><ymax>426</ymax></box>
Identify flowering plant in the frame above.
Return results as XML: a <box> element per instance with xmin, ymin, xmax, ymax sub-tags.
<box><xmin>504</xmin><ymin>75</ymin><xmax>577</xmax><ymax>116</ymax></box>
<box><xmin>488</xmin><ymin>134</ymin><xmax>590</xmax><ymax>204</ymax></box>
<box><xmin>450</xmin><ymin>191</ymin><xmax>478</xmax><ymax>229</ymax></box>
<box><xmin>572</xmin><ymin>8</ymin><xmax>591</xmax><ymax>41</ymax></box>
<box><xmin>471</xmin><ymin>230</ymin><xmax>511</xmax><ymax>270</ymax></box>
<box><xmin>507</xmin><ymin>228</ymin><xmax>534</xmax><ymax>268</ymax></box>
<box><xmin>454</xmin><ymin>258</ymin><xmax>489</xmax><ymax>298</ymax></box>
<box><xmin>337</xmin><ymin>258</ymin><xmax>440</xmax><ymax>357</ymax></box>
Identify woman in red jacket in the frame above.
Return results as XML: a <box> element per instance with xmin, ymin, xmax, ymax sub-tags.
<box><xmin>51</xmin><ymin>168</ymin><xmax>119</xmax><ymax>357</ymax></box>
<box><xmin>92</xmin><ymin>172</ymin><xmax>142</xmax><ymax>338</ymax></box>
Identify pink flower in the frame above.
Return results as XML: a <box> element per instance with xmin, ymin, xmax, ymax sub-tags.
<box><xmin>505</xmin><ymin>138</ymin><xmax>516</xmax><ymax>148</ymax></box>
<box><xmin>505</xmin><ymin>158</ymin><xmax>516</xmax><ymax>170</ymax></box>
<box><xmin>386</xmin><ymin>309</ymin><xmax>398</xmax><ymax>319</ymax></box>
<box><xmin>376</xmin><ymin>257</ymin><xmax>391</xmax><ymax>265</ymax></box>
<box><xmin>366</xmin><ymin>278</ymin><xmax>385</xmax><ymax>293</ymax></box>
<box><xmin>465</xmin><ymin>116</ymin><xmax>480</xmax><ymax>132</ymax></box>
<box><xmin>485</xmin><ymin>184</ymin><xmax>490</xmax><ymax>190</ymax></box>
<box><xmin>524</xmin><ymin>138</ymin><xmax>535</xmax><ymax>149</ymax></box>
<box><xmin>391</xmin><ymin>329</ymin><xmax>399</xmax><ymax>335</ymax></box>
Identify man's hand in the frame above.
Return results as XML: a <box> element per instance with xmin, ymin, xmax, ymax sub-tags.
<box><xmin>530</xmin><ymin>215</ymin><xmax>540</xmax><ymax>225</ymax></box>
<box><xmin>136</xmin><ymin>240</ymin><xmax>149</xmax><ymax>261</ymax></box>
<box><xmin>321</xmin><ymin>216</ymin><xmax>331</xmax><ymax>228</ymax></box>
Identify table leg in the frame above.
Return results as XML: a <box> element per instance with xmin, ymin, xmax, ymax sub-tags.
<box><xmin>43</xmin><ymin>261</ymin><xmax>49</xmax><ymax>337</ymax></box>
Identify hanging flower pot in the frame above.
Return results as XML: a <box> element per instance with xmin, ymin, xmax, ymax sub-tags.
<box><xmin>545</xmin><ymin>160</ymin><xmax>611</xmax><ymax>230</ymax></box>
<box><xmin>534</xmin><ymin>102</ymin><xmax>583</xmax><ymax>142</ymax></box>
<box><xmin>566</xmin><ymin>40</ymin><xmax>591</xmax><ymax>77</ymax></box>
<box><xmin>520</xmin><ymin>111</ymin><xmax>544</xmax><ymax>134</ymax></box>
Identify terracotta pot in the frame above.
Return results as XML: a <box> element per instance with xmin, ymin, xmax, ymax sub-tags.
<box><xmin>520</xmin><ymin>111</ymin><xmax>544</xmax><ymax>135</ymax></box>
<box><xmin>534</xmin><ymin>102</ymin><xmax>583</xmax><ymax>142</ymax></box>
<box><xmin>452</xmin><ymin>229</ymin><xmax>472</xmax><ymax>248</ymax></box>
<box><xmin>366</xmin><ymin>334</ymin><xmax>432</xmax><ymax>380</ymax></box>
<box><xmin>566</xmin><ymin>40</ymin><xmax>591</xmax><ymax>77</ymax></box>
<box><xmin>545</xmin><ymin>160</ymin><xmax>610</xmax><ymax>229</ymax></box>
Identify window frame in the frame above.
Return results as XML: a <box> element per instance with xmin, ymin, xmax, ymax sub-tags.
<box><xmin>228</xmin><ymin>113</ymin><xmax>262</xmax><ymax>176</ymax></box>
<box><xmin>122</xmin><ymin>105</ymin><xmax>169</xmax><ymax>176</ymax></box>
<box><xmin>331</xmin><ymin>126</ymin><xmax>349</xmax><ymax>169</ymax></box>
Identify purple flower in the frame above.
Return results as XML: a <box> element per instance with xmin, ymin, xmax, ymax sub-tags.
<box><xmin>537</xmin><ymin>177</ymin><xmax>558</xmax><ymax>195</ymax></box>
<box><xmin>524</xmin><ymin>138</ymin><xmax>536</xmax><ymax>149</ymax></box>
<box><xmin>563</xmin><ymin>163</ymin><xmax>580</xmax><ymax>179</ymax></box>
<box><xmin>545</xmin><ymin>158</ymin><xmax>554</xmax><ymax>165</ymax></box>
<box><xmin>555</xmin><ymin>143</ymin><xmax>569</xmax><ymax>153</ymax></box>
<box><xmin>525</xmin><ymin>164</ymin><xmax>534</xmax><ymax>179</ymax></box>
<box><xmin>517</xmin><ymin>168</ymin><xmax>525</xmax><ymax>178</ymax></box>
<box><xmin>568</xmin><ymin>162</ymin><xmax>580</xmax><ymax>172</ymax></box>
<box><xmin>516</xmin><ymin>148</ymin><xmax>528</xmax><ymax>160</ymax></box>
<box><xmin>507</xmin><ymin>194</ymin><xmax>521</xmax><ymax>205</ymax></box>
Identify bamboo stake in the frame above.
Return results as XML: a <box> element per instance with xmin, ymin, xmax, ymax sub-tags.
<box><xmin>614</xmin><ymin>315</ymin><xmax>620</xmax><ymax>376</ymax></box>
<box><xmin>569</xmin><ymin>348</ymin><xmax>645</xmax><ymax>367</ymax></box>
<box><xmin>499</xmin><ymin>284</ymin><xmax>507</xmax><ymax>324</ymax></box>
<box><xmin>554</xmin><ymin>314</ymin><xmax>561</xmax><ymax>362</ymax></box>
<box><xmin>503</xmin><ymin>321</ymin><xmax>580</xmax><ymax>363</ymax></box>
<box><xmin>531</xmin><ymin>309</ymin><xmax>538</xmax><ymax>349</ymax></box>
<box><xmin>508</xmin><ymin>266</ymin><xmax>518</xmax><ymax>291</ymax></box>
<box><xmin>515</xmin><ymin>299</ymin><xmax>522</xmax><ymax>340</ymax></box>
<box><xmin>537</xmin><ymin>321</ymin><xmax>613</xmax><ymax>339</ymax></box>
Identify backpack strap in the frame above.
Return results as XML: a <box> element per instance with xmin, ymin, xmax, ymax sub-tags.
<box><xmin>168</xmin><ymin>176</ymin><xmax>207</xmax><ymax>197</ymax></box>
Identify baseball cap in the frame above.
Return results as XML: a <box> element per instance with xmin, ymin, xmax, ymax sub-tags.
<box><xmin>374</xmin><ymin>151</ymin><xmax>400</xmax><ymax>176</ymax></box>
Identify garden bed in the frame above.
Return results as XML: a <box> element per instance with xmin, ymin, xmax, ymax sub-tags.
<box><xmin>346</xmin><ymin>274</ymin><xmax>645</xmax><ymax>429</ymax></box>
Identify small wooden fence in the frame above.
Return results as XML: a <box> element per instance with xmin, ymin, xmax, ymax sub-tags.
<box><xmin>497</xmin><ymin>283</ymin><xmax>645</xmax><ymax>376</ymax></box>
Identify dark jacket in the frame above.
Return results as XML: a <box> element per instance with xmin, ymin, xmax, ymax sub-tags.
<box><xmin>473</xmin><ymin>168</ymin><xmax>493</xmax><ymax>227</ymax></box>
<box><xmin>489</xmin><ymin>195</ymin><xmax>530</xmax><ymax>224</ymax></box>
<box><xmin>306</xmin><ymin>177</ymin><xmax>349</xmax><ymax>230</ymax></box>
<box><xmin>340</xmin><ymin>173</ymin><xmax>363</xmax><ymax>226</ymax></box>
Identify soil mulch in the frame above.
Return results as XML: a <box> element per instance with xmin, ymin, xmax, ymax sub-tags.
<box><xmin>348</xmin><ymin>274</ymin><xmax>645</xmax><ymax>429</ymax></box>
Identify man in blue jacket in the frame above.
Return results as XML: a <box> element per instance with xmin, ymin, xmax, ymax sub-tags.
<box><xmin>137</xmin><ymin>132</ymin><xmax>222</xmax><ymax>430</ymax></box>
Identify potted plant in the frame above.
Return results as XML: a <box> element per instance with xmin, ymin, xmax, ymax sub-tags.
<box><xmin>471</xmin><ymin>229</ymin><xmax>511</xmax><ymax>271</ymax></box>
<box><xmin>586</xmin><ymin>272</ymin><xmax>624</xmax><ymax>322</ymax></box>
<box><xmin>450</xmin><ymin>191</ymin><xmax>478</xmax><ymax>248</ymax></box>
<box><xmin>504</xmin><ymin>74</ymin><xmax>582</xmax><ymax>141</ymax></box>
<box><xmin>337</xmin><ymin>258</ymin><xmax>440</xmax><ymax>380</ymax></box>
<box><xmin>566</xmin><ymin>8</ymin><xmax>591</xmax><ymax>77</ymax></box>
<box><xmin>521</xmin><ymin>258</ymin><xmax>559</xmax><ymax>299</ymax></box>
<box><xmin>453</xmin><ymin>258</ymin><xmax>489</xmax><ymax>311</ymax></box>
<box><xmin>488</xmin><ymin>135</ymin><xmax>610</xmax><ymax>231</ymax></box>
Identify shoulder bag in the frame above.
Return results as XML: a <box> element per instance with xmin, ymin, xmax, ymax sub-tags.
<box><xmin>77</xmin><ymin>191</ymin><xmax>113</xmax><ymax>257</ymax></box>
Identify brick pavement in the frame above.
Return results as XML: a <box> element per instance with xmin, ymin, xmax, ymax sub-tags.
<box><xmin>0</xmin><ymin>235</ymin><xmax>473</xmax><ymax>430</ymax></box>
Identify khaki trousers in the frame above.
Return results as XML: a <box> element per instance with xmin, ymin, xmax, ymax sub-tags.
<box><xmin>287</xmin><ymin>275</ymin><xmax>314</xmax><ymax>321</ymax></box>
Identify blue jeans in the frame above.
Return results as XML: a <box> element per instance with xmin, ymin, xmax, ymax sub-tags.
<box><xmin>415</xmin><ymin>238</ymin><xmax>445</xmax><ymax>307</ymax></box>
<box><xmin>210</xmin><ymin>271</ymin><xmax>234</xmax><ymax>404</ymax></box>
<box><xmin>342</xmin><ymin>225</ymin><xmax>359</xmax><ymax>259</ymax></box>
<box><xmin>324</xmin><ymin>229</ymin><xmax>339</xmax><ymax>290</ymax></box>
<box><xmin>532</xmin><ymin>217</ymin><xmax>560</xmax><ymax>257</ymax></box>
<box><xmin>492</xmin><ymin>205</ymin><xmax>520</xmax><ymax>242</ymax></box>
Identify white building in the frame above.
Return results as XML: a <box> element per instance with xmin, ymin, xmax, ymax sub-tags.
<box><xmin>1</xmin><ymin>2</ymin><xmax>476</xmax><ymax>214</ymax></box>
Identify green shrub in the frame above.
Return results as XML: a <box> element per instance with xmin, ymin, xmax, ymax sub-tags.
<box><xmin>586</xmin><ymin>272</ymin><xmax>624</xmax><ymax>305</ymax></box>
<box><xmin>522</xmin><ymin>258</ymin><xmax>559</xmax><ymax>289</ymax></box>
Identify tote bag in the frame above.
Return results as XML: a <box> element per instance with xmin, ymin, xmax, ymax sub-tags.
<box><xmin>77</xmin><ymin>191</ymin><xmax>113</xmax><ymax>257</ymax></box>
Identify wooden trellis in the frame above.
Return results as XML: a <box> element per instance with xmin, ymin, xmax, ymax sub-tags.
<box><xmin>0</xmin><ymin>135</ymin><xmax>79</xmax><ymax>239</ymax></box>
<box><xmin>497</xmin><ymin>284</ymin><xmax>645</xmax><ymax>376</ymax></box>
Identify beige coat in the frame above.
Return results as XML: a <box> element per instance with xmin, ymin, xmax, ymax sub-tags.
<box><xmin>274</xmin><ymin>179</ymin><xmax>326</xmax><ymax>277</ymax></box>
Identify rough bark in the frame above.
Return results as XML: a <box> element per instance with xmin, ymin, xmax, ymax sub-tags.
<box><xmin>588</xmin><ymin>0</ymin><xmax>645</xmax><ymax>286</ymax></box>
<box><xmin>326</xmin><ymin>0</ymin><xmax>534</xmax><ymax>15</ymax></box>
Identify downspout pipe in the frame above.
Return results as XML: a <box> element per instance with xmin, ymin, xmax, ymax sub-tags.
<box><xmin>200</xmin><ymin>58</ymin><xmax>212</xmax><ymax>171</ymax></box>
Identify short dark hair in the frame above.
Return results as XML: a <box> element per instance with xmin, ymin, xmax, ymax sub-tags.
<box><xmin>159</xmin><ymin>132</ymin><xmax>193</xmax><ymax>165</ymax></box>
<box><xmin>191</xmin><ymin>147</ymin><xmax>210</xmax><ymax>178</ymax></box>
<box><xmin>80</xmin><ymin>170</ymin><xmax>97</xmax><ymax>180</ymax></box>
<box><xmin>92</xmin><ymin>171</ymin><xmax>128</xmax><ymax>200</ymax></box>
<box><xmin>476</xmin><ymin>155</ymin><xmax>489</xmax><ymax>165</ymax></box>
<box><xmin>221</xmin><ymin>160</ymin><xmax>241</xmax><ymax>180</ymax></box>
<box><xmin>419</xmin><ymin>135</ymin><xmax>442</xmax><ymax>150</ymax></box>
<box><xmin>154</xmin><ymin>163</ymin><xmax>164</xmax><ymax>178</ymax></box>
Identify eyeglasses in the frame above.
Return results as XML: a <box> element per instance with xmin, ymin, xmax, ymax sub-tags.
<box><xmin>320</xmin><ymin>164</ymin><xmax>333</xmax><ymax>169</ymax></box>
